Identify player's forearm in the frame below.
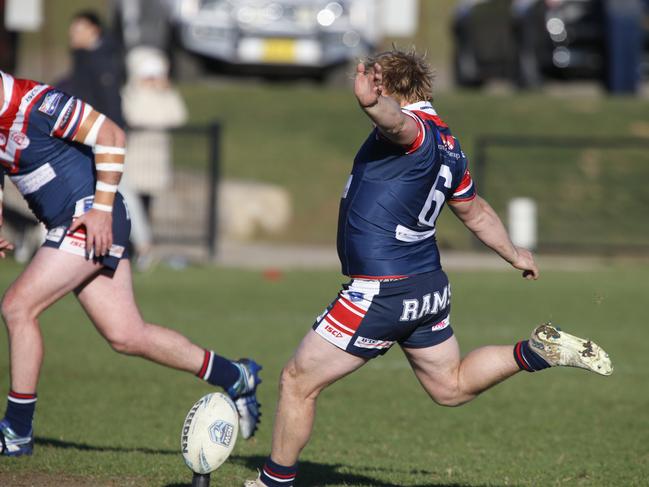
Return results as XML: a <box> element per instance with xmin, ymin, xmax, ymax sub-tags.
<box><xmin>91</xmin><ymin>119</ymin><xmax>125</xmax><ymax>212</ymax></box>
<box><xmin>70</xmin><ymin>108</ymin><xmax>125</xmax><ymax>213</ymax></box>
<box><xmin>463</xmin><ymin>198</ymin><xmax>518</xmax><ymax>264</ymax></box>
<box><xmin>361</xmin><ymin>96</ymin><xmax>412</xmax><ymax>144</ymax></box>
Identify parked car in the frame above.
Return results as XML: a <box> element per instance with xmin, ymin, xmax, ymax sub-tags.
<box><xmin>452</xmin><ymin>0</ymin><xmax>649</xmax><ymax>88</ymax></box>
<box><xmin>112</xmin><ymin>0</ymin><xmax>380</xmax><ymax>80</ymax></box>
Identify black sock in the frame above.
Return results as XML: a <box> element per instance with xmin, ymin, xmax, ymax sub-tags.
<box><xmin>3</xmin><ymin>391</ymin><xmax>37</xmax><ymax>437</ymax></box>
<box><xmin>514</xmin><ymin>340</ymin><xmax>550</xmax><ymax>372</ymax></box>
<box><xmin>259</xmin><ymin>457</ymin><xmax>298</xmax><ymax>487</ymax></box>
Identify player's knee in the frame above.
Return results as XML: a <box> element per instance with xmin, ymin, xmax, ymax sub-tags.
<box><xmin>279</xmin><ymin>360</ymin><xmax>317</xmax><ymax>400</ymax></box>
<box><xmin>279</xmin><ymin>361</ymin><xmax>299</xmax><ymax>393</ymax></box>
<box><xmin>1</xmin><ymin>288</ymin><xmax>32</xmax><ymax>326</ymax></box>
<box><xmin>105</xmin><ymin>329</ymin><xmax>143</xmax><ymax>355</ymax></box>
<box><xmin>424</xmin><ymin>379</ymin><xmax>467</xmax><ymax>407</ymax></box>
<box><xmin>431</xmin><ymin>391</ymin><xmax>466</xmax><ymax>407</ymax></box>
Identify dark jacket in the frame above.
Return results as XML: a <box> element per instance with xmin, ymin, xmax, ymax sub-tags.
<box><xmin>56</xmin><ymin>35</ymin><xmax>126</xmax><ymax>128</ymax></box>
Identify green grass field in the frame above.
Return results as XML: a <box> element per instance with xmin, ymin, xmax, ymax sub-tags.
<box><xmin>0</xmin><ymin>259</ymin><xmax>647</xmax><ymax>486</ymax></box>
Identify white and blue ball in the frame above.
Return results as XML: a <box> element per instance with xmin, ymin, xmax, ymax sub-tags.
<box><xmin>181</xmin><ymin>392</ymin><xmax>239</xmax><ymax>474</ymax></box>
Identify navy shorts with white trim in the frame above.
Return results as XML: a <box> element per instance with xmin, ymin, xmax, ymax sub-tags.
<box><xmin>312</xmin><ymin>270</ymin><xmax>453</xmax><ymax>359</ymax></box>
<box><xmin>42</xmin><ymin>192</ymin><xmax>131</xmax><ymax>271</ymax></box>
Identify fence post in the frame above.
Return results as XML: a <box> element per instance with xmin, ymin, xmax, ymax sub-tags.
<box><xmin>206</xmin><ymin>122</ymin><xmax>221</xmax><ymax>261</ymax></box>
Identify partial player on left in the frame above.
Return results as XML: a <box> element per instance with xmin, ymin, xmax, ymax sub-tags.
<box><xmin>0</xmin><ymin>71</ymin><xmax>262</xmax><ymax>457</ymax></box>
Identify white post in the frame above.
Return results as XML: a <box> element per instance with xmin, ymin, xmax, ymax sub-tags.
<box><xmin>508</xmin><ymin>197</ymin><xmax>537</xmax><ymax>250</ymax></box>
<box><xmin>5</xmin><ymin>0</ymin><xmax>43</xmax><ymax>31</ymax></box>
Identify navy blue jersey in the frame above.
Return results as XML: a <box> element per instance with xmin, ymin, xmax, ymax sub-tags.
<box><xmin>0</xmin><ymin>71</ymin><xmax>96</xmax><ymax>228</ymax></box>
<box><xmin>337</xmin><ymin>101</ymin><xmax>476</xmax><ymax>278</ymax></box>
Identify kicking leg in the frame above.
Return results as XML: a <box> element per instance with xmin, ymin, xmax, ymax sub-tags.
<box><xmin>404</xmin><ymin>323</ymin><xmax>613</xmax><ymax>408</ymax></box>
<box><xmin>403</xmin><ymin>336</ymin><xmax>520</xmax><ymax>407</ymax></box>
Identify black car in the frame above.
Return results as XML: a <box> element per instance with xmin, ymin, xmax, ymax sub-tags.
<box><xmin>452</xmin><ymin>0</ymin><xmax>649</xmax><ymax>88</ymax></box>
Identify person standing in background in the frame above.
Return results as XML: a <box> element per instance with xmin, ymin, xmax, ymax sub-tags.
<box><xmin>604</xmin><ymin>0</ymin><xmax>645</xmax><ymax>94</ymax></box>
<box><xmin>57</xmin><ymin>11</ymin><xmax>157</xmax><ymax>268</ymax></box>
<box><xmin>56</xmin><ymin>11</ymin><xmax>125</xmax><ymax>128</ymax></box>
<box><xmin>120</xmin><ymin>46</ymin><xmax>188</xmax><ymax>269</ymax></box>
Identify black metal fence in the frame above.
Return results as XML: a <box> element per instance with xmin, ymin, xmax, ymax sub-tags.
<box><xmin>473</xmin><ymin>134</ymin><xmax>649</xmax><ymax>253</ymax></box>
<box><xmin>125</xmin><ymin>122</ymin><xmax>222</xmax><ymax>260</ymax></box>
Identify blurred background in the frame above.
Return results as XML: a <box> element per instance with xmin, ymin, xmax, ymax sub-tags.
<box><xmin>2</xmin><ymin>0</ymin><xmax>649</xmax><ymax>270</ymax></box>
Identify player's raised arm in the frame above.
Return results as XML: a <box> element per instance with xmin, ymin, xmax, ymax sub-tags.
<box><xmin>354</xmin><ymin>62</ymin><xmax>420</xmax><ymax>147</ymax></box>
<box><xmin>449</xmin><ymin>195</ymin><xmax>539</xmax><ymax>280</ymax></box>
<box><xmin>66</xmin><ymin>108</ymin><xmax>126</xmax><ymax>257</ymax></box>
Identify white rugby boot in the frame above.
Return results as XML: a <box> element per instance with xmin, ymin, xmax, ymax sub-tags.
<box><xmin>529</xmin><ymin>323</ymin><xmax>613</xmax><ymax>376</ymax></box>
<box><xmin>243</xmin><ymin>477</ymin><xmax>268</xmax><ymax>487</ymax></box>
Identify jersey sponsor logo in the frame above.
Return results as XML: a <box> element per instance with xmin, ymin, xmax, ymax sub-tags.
<box><xmin>59</xmin><ymin>232</ymin><xmax>88</xmax><ymax>258</ymax></box>
<box><xmin>323</xmin><ymin>323</ymin><xmax>344</xmax><ymax>338</ymax></box>
<box><xmin>437</xmin><ymin>144</ymin><xmax>461</xmax><ymax>159</ymax></box>
<box><xmin>108</xmin><ymin>244</ymin><xmax>125</xmax><ymax>259</ymax></box>
<box><xmin>348</xmin><ymin>291</ymin><xmax>364</xmax><ymax>302</ymax></box>
<box><xmin>431</xmin><ymin>316</ymin><xmax>450</xmax><ymax>331</ymax></box>
<box><xmin>38</xmin><ymin>91</ymin><xmax>64</xmax><ymax>117</ymax></box>
<box><xmin>10</xmin><ymin>162</ymin><xmax>56</xmax><ymax>195</ymax></box>
<box><xmin>399</xmin><ymin>284</ymin><xmax>451</xmax><ymax>322</ymax></box>
<box><xmin>440</xmin><ymin>133</ymin><xmax>456</xmax><ymax>150</ymax></box>
<box><xmin>74</xmin><ymin>196</ymin><xmax>95</xmax><ymax>217</ymax></box>
<box><xmin>45</xmin><ymin>226</ymin><xmax>66</xmax><ymax>243</ymax></box>
<box><xmin>9</xmin><ymin>131</ymin><xmax>29</xmax><ymax>150</ymax></box>
<box><xmin>354</xmin><ymin>336</ymin><xmax>394</xmax><ymax>350</ymax></box>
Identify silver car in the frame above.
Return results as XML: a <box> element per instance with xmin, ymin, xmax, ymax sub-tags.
<box><xmin>114</xmin><ymin>0</ymin><xmax>380</xmax><ymax>78</ymax></box>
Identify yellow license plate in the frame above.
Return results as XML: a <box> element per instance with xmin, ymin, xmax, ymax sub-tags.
<box><xmin>262</xmin><ymin>39</ymin><xmax>296</xmax><ymax>63</ymax></box>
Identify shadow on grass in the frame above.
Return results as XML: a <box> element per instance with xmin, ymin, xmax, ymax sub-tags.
<box><xmin>35</xmin><ymin>436</ymin><xmax>177</xmax><ymax>455</ymax></box>
<box><xmin>170</xmin><ymin>455</ymin><xmax>491</xmax><ymax>487</ymax></box>
<box><xmin>36</xmin><ymin>440</ymin><xmax>494</xmax><ymax>487</ymax></box>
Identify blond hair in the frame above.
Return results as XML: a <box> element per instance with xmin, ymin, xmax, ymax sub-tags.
<box><xmin>364</xmin><ymin>48</ymin><xmax>434</xmax><ymax>104</ymax></box>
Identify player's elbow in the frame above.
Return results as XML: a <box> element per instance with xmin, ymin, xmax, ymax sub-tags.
<box><xmin>96</xmin><ymin>118</ymin><xmax>126</xmax><ymax>148</ymax></box>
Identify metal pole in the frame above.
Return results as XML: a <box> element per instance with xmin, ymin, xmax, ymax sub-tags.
<box><xmin>192</xmin><ymin>473</ymin><xmax>211</xmax><ymax>487</ymax></box>
<box><xmin>206</xmin><ymin>122</ymin><xmax>221</xmax><ymax>261</ymax></box>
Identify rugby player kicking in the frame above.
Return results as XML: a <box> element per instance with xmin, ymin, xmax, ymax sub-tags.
<box><xmin>0</xmin><ymin>71</ymin><xmax>261</xmax><ymax>456</ymax></box>
<box><xmin>245</xmin><ymin>49</ymin><xmax>613</xmax><ymax>487</ymax></box>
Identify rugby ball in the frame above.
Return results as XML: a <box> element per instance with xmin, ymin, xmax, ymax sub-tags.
<box><xmin>181</xmin><ymin>392</ymin><xmax>239</xmax><ymax>474</ymax></box>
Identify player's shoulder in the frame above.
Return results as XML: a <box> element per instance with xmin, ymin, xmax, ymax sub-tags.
<box><xmin>403</xmin><ymin>101</ymin><xmax>449</xmax><ymax>131</ymax></box>
<box><xmin>2</xmin><ymin>72</ymin><xmax>49</xmax><ymax>109</ymax></box>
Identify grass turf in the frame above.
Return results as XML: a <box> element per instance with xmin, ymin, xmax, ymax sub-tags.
<box><xmin>0</xmin><ymin>259</ymin><xmax>647</xmax><ymax>486</ymax></box>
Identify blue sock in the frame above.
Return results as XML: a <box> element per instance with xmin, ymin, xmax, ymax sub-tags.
<box><xmin>260</xmin><ymin>457</ymin><xmax>297</xmax><ymax>487</ymax></box>
<box><xmin>4</xmin><ymin>391</ymin><xmax>37</xmax><ymax>437</ymax></box>
<box><xmin>514</xmin><ymin>340</ymin><xmax>551</xmax><ymax>372</ymax></box>
<box><xmin>196</xmin><ymin>350</ymin><xmax>241</xmax><ymax>391</ymax></box>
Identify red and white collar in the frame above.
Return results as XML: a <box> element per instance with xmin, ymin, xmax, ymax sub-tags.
<box><xmin>403</xmin><ymin>101</ymin><xmax>437</xmax><ymax>115</ymax></box>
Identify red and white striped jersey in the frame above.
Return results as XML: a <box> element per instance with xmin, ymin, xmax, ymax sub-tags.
<box><xmin>0</xmin><ymin>71</ymin><xmax>97</xmax><ymax>228</ymax></box>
